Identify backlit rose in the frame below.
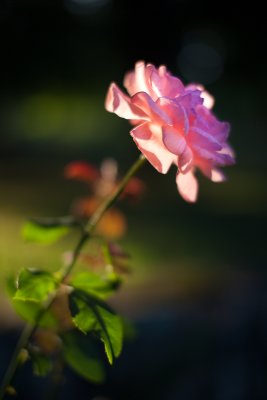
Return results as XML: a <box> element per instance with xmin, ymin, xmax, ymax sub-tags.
<box><xmin>105</xmin><ymin>61</ymin><xmax>235</xmax><ymax>202</ymax></box>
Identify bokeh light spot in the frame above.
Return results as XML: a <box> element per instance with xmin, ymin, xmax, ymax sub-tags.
<box><xmin>177</xmin><ymin>30</ymin><xmax>225</xmax><ymax>84</ymax></box>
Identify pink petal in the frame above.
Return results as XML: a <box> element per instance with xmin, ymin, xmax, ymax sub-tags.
<box><xmin>176</xmin><ymin>170</ymin><xmax>198</xmax><ymax>203</ymax></box>
<box><xmin>150</xmin><ymin>67</ymin><xmax>184</xmax><ymax>98</ymax></box>
<box><xmin>189</xmin><ymin>127</ymin><xmax>222</xmax><ymax>151</ymax></box>
<box><xmin>105</xmin><ymin>83</ymin><xmax>148</xmax><ymax>120</ymax></box>
<box><xmin>124</xmin><ymin>70</ymin><xmax>137</xmax><ymax>95</ymax></box>
<box><xmin>211</xmin><ymin>121</ymin><xmax>230</xmax><ymax>142</ymax></box>
<box><xmin>201</xmin><ymin>90</ymin><xmax>215</xmax><ymax>109</ymax></box>
<box><xmin>193</xmin><ymin>146</ymin><xmax>235</xmax><ymax>166</ymax></box>
<box><xmin>210</xmin><ymin>168</ymin><xmax>226</xmax><ymax>182</ymax></box>
<box><xmin>157</xmin><ymin>97</ymin><xmax>189</xmax><ymax>134</ymax></box>
<box><xmin>145</xmin><ymin>64</ymin><xmax>160</xmax><ymax>100</ymax></box>
<box><xmin>131</xmin><ymin>92</ymin><xmax>172</xmax><ymax>125</ymax></box>
<box><xmin>178</xmin><ymin>90</ymin><xmax>203</xmax><ymax>110</ymax></box>
<box><xmin>123</xmin><ymin>61</ymin><xmax>153</xmax><ymax>97</ymax></box>
<box><xmin>162</xmin><ymin>125</ymin><xmax>187</xmax><ymax>155</ymax></box>
<box><xmin>196</xmin><ymin>159</ymin><xmax>226</xmax><ymax>182</ymax></box>
<box><xmin>178</xmin><ymin>145</ymin><xmax>193</xmax><ymax>173</ymax></box>
<box><xmin>219</xmin><ymin>144</ymin><xmax>236</xmax><ymax>158</ymax></box>
<box><xmin>130</xmin><ymin>122</ymin><xmax>152</xmax><ymax>140</ymax></box>
<box><xmin>195</xmin><ymin>106</ymin><xmax>230</xmax><ymax>142</ymax></box>
<box><xmin>186</xmin><ymin>84</ymin><xmax>214</xmax><ymax>109</ymax></box>
<box><xmin>131</xmin><ymin>122</ymin><xmax>176</xmax><ymax>173</ymax></box>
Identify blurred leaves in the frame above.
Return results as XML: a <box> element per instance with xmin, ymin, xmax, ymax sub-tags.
<box><xmin>30</xmin><ymin>351</ymin><xmax>53</xmax><ymax>377</ymax></box>
<box><xmin>22</xmin><ymin>220</ymin><xmax>70</xmax><ymax>244</ymax></box>
<box><xmin>71</xmin><ymin>271</ymin><xmax>121</xmax><ymax>300</ymax></box>
<box><xmin>16</xmin><ymin>94</ymin><xmax>98</xmax><ymax>141</ymax></box>
<box><xmin>62</xmin><ymin>331</ymin><xmax>105</xmax><ymax>383</ymax></box>
<box><xmin>7</xmin><ymin>277</ymin><xmax>58</xmax><ymax>327</ymax></box>
<box><xmin>5</xmin><ymin>386</ymin><xmax>17</xmax><ymax>397</ymax></box>
<box><xmin>13</xmin><ymin>269</ymin><xmax>57</xmax><ymax>302</ymax></box>
<box><xmin>7</xmin><ymin>212</ymin><xmax>125</xmax><ymax>385</ymax></box>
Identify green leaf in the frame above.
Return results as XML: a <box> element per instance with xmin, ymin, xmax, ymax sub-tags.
<box><xmin>71</xmin><ymin>296</ymin><xmax>97</xmax><ymax>334</ymax></box>
<box><xmin>71</xmin><ymin>271</ymin><xmax>121</xmax><ymax>300</ymax></box>
<box><xmin>13</xmin><ymin>269</ymin><xmax>57</xmax><ymax>302</ymax></box>
<box><xmin>7</xmin><ymin>277</ymin><xmax>58</xmax><ymax>327</ymax></box>
<box><xmin>22</xmin><ymin>221</ymin><xmax>70</xmax><ymax>244</ymax></box>
<box><xmin>62</xmin><ymin>331</ymin><xmax>105</xmax><ymax>383</ymax></box>
<box><xmin>12</xmin><ymin>300</ymin><xmax>57</xmax><ymax>327</ymax></box>
<box><xmin>94</xmin><ymin>305</ymin><xmax>123</xmax><ymax>364</ymax></box>
<box><xmin>70</xmin><ymin>292</ymin><xmax>123</xmax><ymax>364</ymax></box>
<box><xmin>30</xmin><ymin>352</ymin><xmax>53</xmax><ymax>376</ymax></box>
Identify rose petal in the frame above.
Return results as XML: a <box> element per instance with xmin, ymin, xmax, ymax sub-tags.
<box><xmin>194</xmin><ymin>106</ymin><xmax>230</xmax><ymax>142</ymax></box>
<box><xmin>211</xmin><ymin>168</ymin><xmax>226</xmax><ymax>182</ymax></box>
<box><xmin>157</xmin><ymin>97</ymin><xmax>189</xmax><ymax>133</ymax></box>
<box><xmin>201</xmin><ymin>91</ymin><xmax>215</xmax><ymax>109</ymax></box>
<box><xmin>123</xmin><ymin>61</ymin><xmax>153</xmax><ymax>97</ymax></box>
<box><xmin>178</xmin><ymin>146</ymin><xmax>193</xmax><ymax>173</ymax></box>
<box><xmin>178</xmin><ymin>90</ymin><xmax>203</xmax><ymax>110</ymax></box>
<box><xmin>131</xmin><ymin>123</ymin><xmax>176</xmax><ymax>173</ymax></box>
<box><xmin>186</xmin><ymin>84</ymin><xmax>215</xmax><ymax>109</ymax></box>
<box><xmin>189</xmin><ymin>127</ymin><xmax>222</xmax><ymax>151</ymax></box>
<box><xmin>131</xmin><ymin>92</ymin><xmax>172</xmax><ymax>125</ymax></box>
<box><xmin>105</xmin><ymin>83</ymin><xmax>148</xmax><ymax>120</ymax></box>
<box><xmin>176</xmin><ymin>170</ymin><xmax>198</xmax><ymax>203</ymax></box>
<box><xmin>151</xmin><ymin>66</ymin><xmax>185</xmax><ymax>98</ymax></box>
<box><xmin>162</xmin><ymin>125</ymin><xmax>187</xmax><ymax>155</ymax></box>
<box><xmin>124</xmin><ymin>70</ymin><xmax>137</xmax><ymax>95</ymax></box>
<box><xmin>124</xmin><ymin>62</ymin><xmax>185</xmax><ymax>100</ymax></box>
<box><xmin>219</xmin><ymin>143</ymin><xmax>236</xmax><ymax>158</ymax></box>
<box><xmin>193</xmin><ymin>146</ymin><xmax>235</xmax><ymax>166</ymax></box>
<box><xmin>196</xmin><ymin>159</ymin><xmax>226</xmax><ymax>182</ymax></box>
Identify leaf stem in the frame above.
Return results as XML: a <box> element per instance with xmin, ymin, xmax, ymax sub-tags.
<box><xmin>0</xmin><ymin>154</ymin><xmax>146</xmax><ymax>399</ymax></box>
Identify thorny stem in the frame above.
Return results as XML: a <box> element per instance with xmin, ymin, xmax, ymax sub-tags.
<box><xmin>0</xmin><ymin>154</ymin><xmax>146</xmax><ymax>399</ymax></box>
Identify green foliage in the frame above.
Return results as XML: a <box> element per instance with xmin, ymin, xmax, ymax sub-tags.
<box><xmin>5</xmin><ymin>386</ymin><xmax>17</xmax><ymax>397</ymax></box>
<box><xmin>94</xmin><ymin>305</ymin><xmax>123</xmax><ymax>364</ymax></box>
<box><xmin>10</xmin><ymin>298</ymin><xmax>57</xmax><ymax>327</ymax></box>
<box><xmin>14</xmin><ymin>269</ymin><xmax>58</xmax><ymax>302</ymax></box>
<box><xmin>22</xmin><ymin>221</ymin><xmax>70</xmax><ymax>244</ymax></box>
<box><xmin>70</xmin><ymin>291</ymin><xmax>123</xmax><ymax>364</ymax></box>
<box><xmin>6</xmin><ymin>241</ymin><xmax>124</xmax><ymax>387</ymax></box>
<box><xmin>30</xmin><ymin>352</ymin><xmax>53</xmax><ymax>377</ymax></box>
<box><xmin>62</xmin><ymin>331</ymin><xmax>105</xmax><ymax>383</ymax></box>
<box><xmin>7</xmin><ymin>277</ymin><xmax>58</xmax><ymax>327</ymax></box>
<box><xmin>71</xmin><ymin>271</ymin><xmax>121</xmax><ymax>300</ymax></box>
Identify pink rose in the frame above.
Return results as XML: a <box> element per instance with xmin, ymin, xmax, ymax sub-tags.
<box><xmin>105</xmin><ymin>61</ymin><xmax>235</xmax><ymax>202</ymax></box>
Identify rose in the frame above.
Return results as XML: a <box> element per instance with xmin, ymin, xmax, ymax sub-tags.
<box><xmin>105</xmin><ymin>61</ymin><xmax>235</xmax><ymax>202</ymax></box>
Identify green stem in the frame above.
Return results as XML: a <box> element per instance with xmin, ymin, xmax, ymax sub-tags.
<box><xmin>85</xmin><ymin>154</ymin><xmax>146</xmax><ymax>233</ymax></box>
<box><xmin>0</xmin><ymin>324</ymin><xmax>33</xmax><ymax>399</ymax></box>
<box><xmin>0</xmin><ymin>154</ymin><xmax>146</xmax><ymax>399</ymax></box>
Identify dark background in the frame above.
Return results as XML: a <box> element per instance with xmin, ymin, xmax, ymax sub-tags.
<box><xmin>0</xmin><ymin>1</ymin><xmax>267</xmax><ymax>399</ymax></box>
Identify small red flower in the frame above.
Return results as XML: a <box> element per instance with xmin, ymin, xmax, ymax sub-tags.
<box><xmin>64</xmin><ymin>158</ymin><xmax>144</xmax><ymax>239</ymax></box>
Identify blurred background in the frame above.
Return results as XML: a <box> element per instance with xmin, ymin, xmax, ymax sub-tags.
<box><xmin>0</xmin><ymin>0</ymin><xmax>267</xmax><ymax>399</ymax></box>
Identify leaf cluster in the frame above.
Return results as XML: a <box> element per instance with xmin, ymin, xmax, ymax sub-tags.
<box><xmin>8</xmin><ymin>218</ymin><xmax>125</xmax><ymax>384</ymax></box>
